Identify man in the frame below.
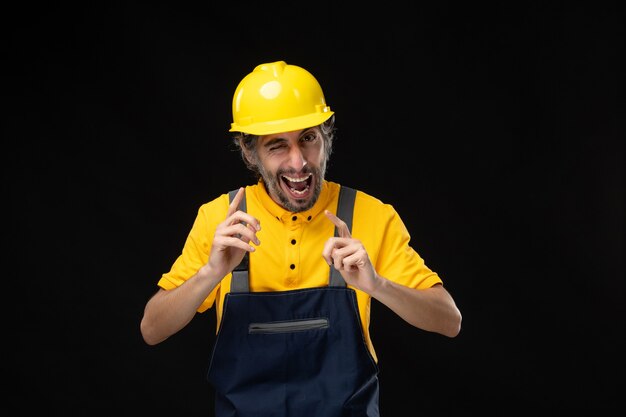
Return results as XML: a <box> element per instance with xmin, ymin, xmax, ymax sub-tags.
<box><xmin>140</xmin><ymin>60</ymin><xmax>462</xmax><ymax>416</ymax></box>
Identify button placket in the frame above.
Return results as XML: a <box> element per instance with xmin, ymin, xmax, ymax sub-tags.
<box><xmin>286</xmin><ymin>216</ymin><xmax>303</xmax><ymax>287</ymax></box>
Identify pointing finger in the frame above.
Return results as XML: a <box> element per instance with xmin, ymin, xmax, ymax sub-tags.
<box><xmin>227</xmin><ymin>187</ymin><xmax>245</xmax><ymax>217</ymax></box>
<box><xmin>324</xmin><ymin>210</ymin><xmax>352</xmax><ymax>238</ymax></box>
<box><xmin>227</xmin><ymin>187</ymin><xmax>261</xmax><ymax>232</ymax></box>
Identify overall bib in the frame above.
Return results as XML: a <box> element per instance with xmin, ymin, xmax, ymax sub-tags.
<box><xmin>207</xmin><ymin>186</ymin><xmax>380</xmax><ymax>417</ymax></box>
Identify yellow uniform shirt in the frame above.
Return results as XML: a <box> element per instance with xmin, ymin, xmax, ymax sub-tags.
<box><xmin>158</xmin><ymin>180</ymin><xmax>442</xmax><ymax>362</ymax></box>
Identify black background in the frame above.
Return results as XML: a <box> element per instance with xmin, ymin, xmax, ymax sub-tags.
<box><xmin>4</xmin><ymin>2</ymin><xmax>624</xmax><ymax>416</ymax></box>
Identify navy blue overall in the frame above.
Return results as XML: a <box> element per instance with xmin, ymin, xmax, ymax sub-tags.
<box><xmin>206</xmin><ymin>186</ymin><xmax>380</xmax><ymax>417</ymax></box>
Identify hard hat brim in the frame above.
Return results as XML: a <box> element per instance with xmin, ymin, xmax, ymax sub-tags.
<box><xmin>229</xmin><ymin>111</ymin><xmax>334</xmax><ymax>136</ymax></box>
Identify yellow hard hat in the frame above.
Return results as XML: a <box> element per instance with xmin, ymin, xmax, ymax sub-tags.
<box><xmin>229</xmin><ymin>61</ymin><xmax>334</xmax><ymax>135</ymax></box>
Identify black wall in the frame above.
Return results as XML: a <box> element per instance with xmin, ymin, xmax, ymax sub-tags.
<box><xmin>4</xmin><ymin>2</ymin><xmax>623</xmax><ymax>416</ymax></box>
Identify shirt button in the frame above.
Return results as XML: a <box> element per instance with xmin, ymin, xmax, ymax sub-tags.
<box><xmin>292</xmin><ymin>215</ymin><xmax>297</xmax><ymax>221</ymax></box>
<box><xmin>290</xmin><ymin>264</ymin><xmax>295</xmax><ymax>270</ymax></box>
<box><xmin>307</xmin><ymin>215</ymin><xmax>312</xmax><ymax>221</ymax></box>
<box><xmin>291</xmin><ymin>239</ymin><xmax>296</xmax><ymax>245</ymax></box>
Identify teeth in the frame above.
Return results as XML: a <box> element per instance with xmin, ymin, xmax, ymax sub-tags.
<box><xmin>289</xmin><ymin>186</ymin><xmax>310</xmax><ymax>195</ymax></box>
<box><xmin>282</xmin><ymin>174</ymin><xmax>311</xmax><ymax>182</ymax></box>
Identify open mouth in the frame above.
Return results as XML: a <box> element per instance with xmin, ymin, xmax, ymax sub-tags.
<box><xmin>281</xmin><ymin>173</ymin><xmax>313</xmax><ymax>197</ymax></box>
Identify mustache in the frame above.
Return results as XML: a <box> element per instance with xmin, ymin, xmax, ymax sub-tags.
<box><xmin>276</xmin><ymin>166</ymin><xmax>313</xmax><ymax>176</ymax></box>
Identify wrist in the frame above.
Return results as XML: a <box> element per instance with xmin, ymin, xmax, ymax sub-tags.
<box><xmin>197</xmin><ymin>263</ymin><xmax>223</xmax><ymax>286</ymax></box>
<box><xmin>369</xmin><ymin>274</ymin><xmax>387</xmax><ymax>298</ymax></box>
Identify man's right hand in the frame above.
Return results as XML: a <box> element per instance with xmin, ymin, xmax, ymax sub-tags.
<box><xmin>206</xmin><ymin>187</ymin><xmax>261</xmax><ymax>281</ymax></box>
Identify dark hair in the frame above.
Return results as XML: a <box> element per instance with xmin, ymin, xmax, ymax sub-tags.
<box><xmin>231</xmin><ymin>115</ymin><xmax>336</xmax><ymax>179</ymax></box>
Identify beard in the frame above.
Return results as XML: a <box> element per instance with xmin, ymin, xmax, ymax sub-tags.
<box><xmin>257</xmin><ymin>159</ymin><xmax>327</xmax><ymax>213</ymax></box>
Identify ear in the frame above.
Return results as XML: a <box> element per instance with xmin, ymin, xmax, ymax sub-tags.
<box><xmin>242</xmin><ymin>147</ymin><xmax>254</xmax><ymax>165</ymax></box>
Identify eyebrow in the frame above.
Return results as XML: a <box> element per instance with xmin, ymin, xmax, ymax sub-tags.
<box><xmin>262</xmin><ymin>137</ymin><xmax>287</xmax><ymax>148</ymax></box>
<box><xmin>262</xmin><ymin>128</ymin><xmax>319</xmax><ymax>148</ymax></box>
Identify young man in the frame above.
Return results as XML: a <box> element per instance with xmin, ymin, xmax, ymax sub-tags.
<box><xmin>140</xmin><ymin>60</ymin><xmax>462</xmax><ymax>417</ymax></box>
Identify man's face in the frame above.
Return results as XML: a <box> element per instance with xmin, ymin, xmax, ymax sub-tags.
<box><xmin>251</xmin><ymin>126</ymin><xmax>327</xmax><ymax>213</ymax></box>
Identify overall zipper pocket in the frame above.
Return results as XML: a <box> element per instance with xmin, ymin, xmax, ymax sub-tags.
<box><xmin>248</xmin><ymin>317</ymin><xmax>329</xmax><ymax>334</ymax></box>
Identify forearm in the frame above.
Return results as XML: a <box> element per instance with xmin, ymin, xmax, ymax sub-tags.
<box><xmin>370</xmin><ymin>278</ymin><xmax>462</xmax><ymax>337</ymax></box>
<box><xmin>140</xmin><ymin>265</ymin><xmax>221</xmax><ymax>345</ymax></box>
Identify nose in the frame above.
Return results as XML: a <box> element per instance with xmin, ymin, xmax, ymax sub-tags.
<box><xmin>287</xmin><ymin>145</ymin><xmax>307</xmax><ymax>170</ymax></box>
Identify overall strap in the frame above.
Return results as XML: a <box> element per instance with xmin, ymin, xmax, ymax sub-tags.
<box><xmin>228</xmin><ymin>186</ymin><xmax>357</xmax><ymax>292</ymax></box>
<box><xmin>329</xmin><ymin>186</ymin><xmax>357</xmax><ymax>287</ymax></box>
<box><xmin>228</xmin><ymin>189</ymin><xmax>250</xmax><ymax>293</ymax></box>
